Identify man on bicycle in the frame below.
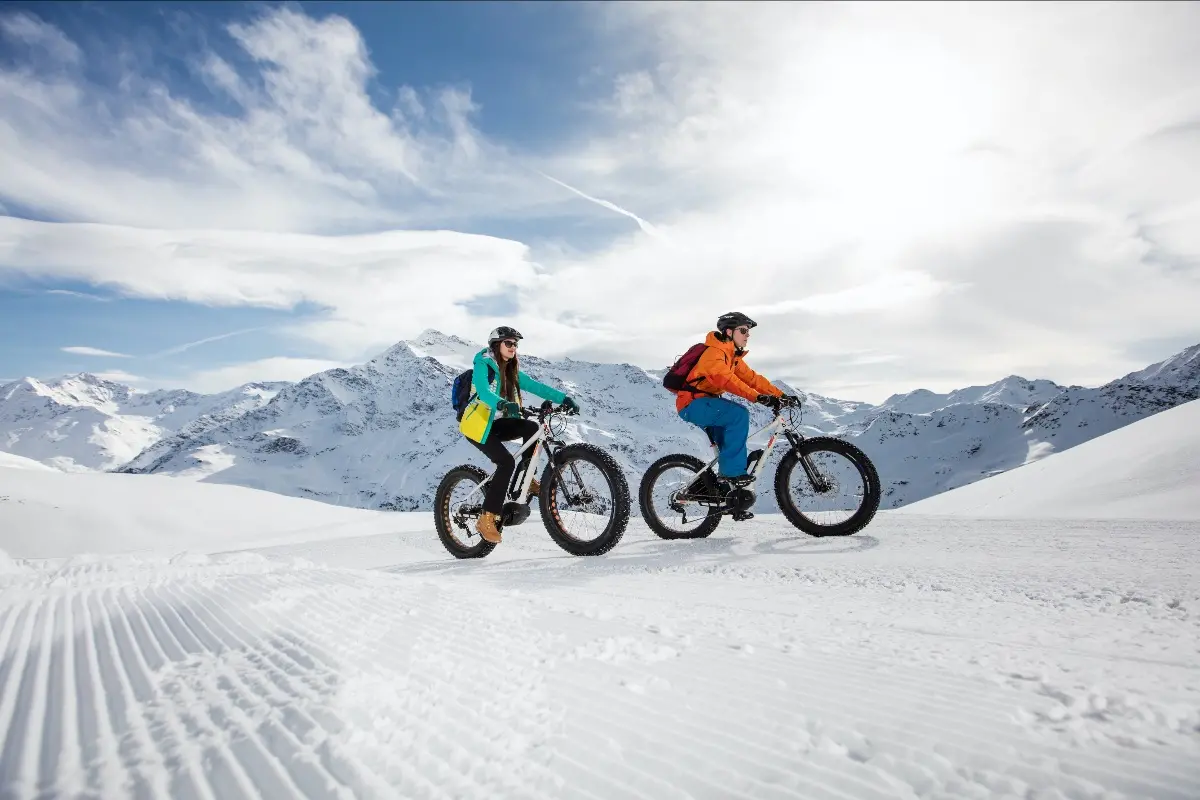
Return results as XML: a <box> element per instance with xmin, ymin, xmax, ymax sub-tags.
<box><xmin>674</xmin><ymin>311</ymin><xmax>798</xmax><ymax>488</ymax></box>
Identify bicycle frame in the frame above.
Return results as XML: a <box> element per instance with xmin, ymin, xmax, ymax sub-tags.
<box><xmin>701</xmin><ymin>410</ymin><xmax>797</xmax><ymax>481</ymax></box>
<box><xmin>455</xmin><ymin>404</ymin><xmax>576</xmax><ymax>512</ymax></box>
<box><xmin>682</xmin><ymin>406</ymin><xmax>828</xmax><ymax>499</ymax></box>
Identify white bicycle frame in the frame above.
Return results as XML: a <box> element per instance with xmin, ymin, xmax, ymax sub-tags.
<box><xmin>457</xmin><ymin>419</ymin><xmax>547</xmax><ymax>509</ymax></box>
<box><xmin>689</xmin><ymin>410</ymin><xmax>797</xmax><ymax>492</ymax></box>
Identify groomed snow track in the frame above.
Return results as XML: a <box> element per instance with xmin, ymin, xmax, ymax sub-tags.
<box><xmin>1</xmin><ymin>529</ymin><xmax>1196</xmax><ymax>800</ymax></box>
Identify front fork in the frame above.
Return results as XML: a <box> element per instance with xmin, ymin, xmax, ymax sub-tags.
<box><xmin>544</xmin><ymin>443</ymin><xmax>593</xmax><ymax>507</ymax></box>
<box><xmin>784</xmin><ymin>429</ymin><xmax>832</xmax><ymax>493</ymax></box>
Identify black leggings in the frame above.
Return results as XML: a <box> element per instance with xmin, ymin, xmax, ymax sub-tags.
<box><xmin>466</xmin><ymin>417</ymin><xmax>539</xmax><ymax>513</ymax></box>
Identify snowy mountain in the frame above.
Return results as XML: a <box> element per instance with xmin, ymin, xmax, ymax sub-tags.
<box><xmin>115</xmin><ymin>330</ymin><xmax>755</xmax><ymax>511</ymax></box>
<box><xmin>1019</xmin><ymin>343</ymin><xmax>1200</xmax><ymax>452</ymax></box>
<box><xmin>0</xmin><ymin>374</ymin><xmax>286</xmax><ymax>471</ymax></box>
<box><xmin>876</xmin><ymin>375</ymin><xmax>1066</xmax><ymax>417</ymax></box>
<box><xmin>3</xmin><ymin>333</ymin><xmax>1198</xmax><ymax>513</ymax></box>
<box><xmin>848</xmin><ymin>348</ymin><xmax>1199</xmax><ymax>507</ymax></box>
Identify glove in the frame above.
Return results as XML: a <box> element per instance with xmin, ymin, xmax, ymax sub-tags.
<box><xmin>780</xmin><ymin>393</ymin><xmax>801</xmax><ymax>407</ymax></box>
<box><xmin>756</xmin><ymin>394</ymin><xmax>781</xmax><ymax>412</ymax></box>
<box><xmin>497</xmin><ymin>399</ymin><xmax>520</xmax><ymax>417</ymax></box>
<box><xmin>561</xmin><ymin>396</ymin><xmax>581</xmax><ymax>415</ymax></box>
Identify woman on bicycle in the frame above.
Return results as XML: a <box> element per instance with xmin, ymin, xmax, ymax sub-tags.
<box><xmin>464</xmin><ymin>326</ymin><xmax>579</xmax><ymax>544</ymax></box>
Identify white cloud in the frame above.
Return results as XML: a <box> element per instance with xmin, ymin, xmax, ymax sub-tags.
<box><xmin>0</xmin><ymin>11</ymin><xmax>82</xmax><ymax>65</ymax></box>
<box><xmin>537</xmin><ymin>171</ymin><xmax>668</xmax><ymax>241</ymax></box>
<box><xmin>518</xmin><ymin>2</ymin><xmax>1200</xmax><ymax>401</ymax></box>
<box><xmin>147</xmin><ymin>328</ymin><xmax>265</xmax><ymax>359</ymax></box>
<box><xmin>61</xmin><ymin>346</ymin><xmax>132</xmax><ymax>358</ymax></box>
<box><xmin>45</xmin><ymin>289</ymin><xmax>110</xmax><ymax>302</ymax></box>
<box><xmin>92</xmin><ymin>369</ymin><xmax>145</xmax><ymax>385</ymax></box>
<box><xmin>0</xmin><ymin>216</ymin><xmax>537</xmax><ymax>360</ymax></box>
<box><xmin>0</xmin><ymin>8</ymin><xmax>567</xmax><ymax>233</ymax></box>
<box><xmin>3</xmin><ymin>4</ymin><xmax>1199</xmax><ymax>403</ymax></box>
<box><xmin>178</xmin><ymin>357</ymin><xmax>346</xmax><ymax>394</ymax></box>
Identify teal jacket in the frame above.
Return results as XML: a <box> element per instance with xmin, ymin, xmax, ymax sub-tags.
<box><xmin>472</xmin><ymin>348</ymin><xmax>566</xmax><ymax>419</ymax></box>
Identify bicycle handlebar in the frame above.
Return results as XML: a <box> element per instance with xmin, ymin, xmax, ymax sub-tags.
<box><xmin>767</xmin><ymin>396</ymin><xmax>803</xmax><ymax>418</ymax></box>
<box><xmin>521</xmin><ymin>401</ymin><xmax>577</xmax><ymax>421</ymax></box>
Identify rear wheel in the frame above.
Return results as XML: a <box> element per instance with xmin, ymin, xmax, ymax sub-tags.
<box><xmin>638</xmin><ymin>453</ymin><xmax>723</xmax><ymax>540</ymax></box>
<box><xmin>434</xmin><ymin>464</ymin><xmax>497</xmax><ymax>558</ymax></box>
<box><xmin>539</xmin><ymin>444</ymin><xmax>630</xmax><ymax>556</ymax></box>
<box><xmin>774</xmin><ymin>437</ymin><xmax>880</xmax><ymax>537</ymax></box>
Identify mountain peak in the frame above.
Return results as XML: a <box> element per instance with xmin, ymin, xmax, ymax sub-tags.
<box><xmin>411</xmin><ymin>329</ymin><xmax>477</xmax><ymax>349</ymax></box>
<box><xmin>404</xmin><ymin>329</ymin><xmax>480</xmax><ymax>370</ymax></box>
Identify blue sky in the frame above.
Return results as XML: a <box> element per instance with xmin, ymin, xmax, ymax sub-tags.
<box><xmin>1</xmin><ymin>2</ymin><xmax>1198</xmax><ymax>401</ymax></box>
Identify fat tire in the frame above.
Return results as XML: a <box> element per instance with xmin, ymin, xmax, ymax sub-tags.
<box><xmin>434</xmin><ymin>464</ymin><xmax>497</xmax><ymax>559</ymax></box>
<box><xmin>539</xmin><ymin>443</ymin><xmax>630</xmax><ymax>556</ymax></box>
<box><xmin>638</xmin><ymin>453</ymin><xmax>723</xmax><ymax>540</ymax></box>
<box><xmin>774</xmin><ymin>437</ymin><xmax>881</xmax><ymax>537</ymax></box>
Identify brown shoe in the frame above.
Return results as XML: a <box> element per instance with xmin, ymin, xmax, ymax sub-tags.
<box><xmin>476</xmin><ymin>511</ymin><xmax>501</xmax><ymax>543</ymax></box>
<box><xmin>528</xmin><ymin>477</ymin><xmax>540</xmax><ymax>498</ymax></box>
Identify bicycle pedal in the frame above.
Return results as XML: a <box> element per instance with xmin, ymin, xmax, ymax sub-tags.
<box><xmin>731</xmin><ymin>510</ymin><xmax>755</xmax><ymax>522</ymax></box>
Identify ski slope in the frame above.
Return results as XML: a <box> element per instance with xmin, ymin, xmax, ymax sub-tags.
<box><xmin>899</xmin><ymin>398</ymin><xmax>1200</xmax><ymax>519</ymax></box>
<box><xmin>1</xmin><ymin>429</ymin><xmax>1198</xmax><ymax>798</ymax></box>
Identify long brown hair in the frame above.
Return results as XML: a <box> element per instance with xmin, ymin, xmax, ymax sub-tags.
<box><xmin>489</xmin><ymin>342</ymin><xmax>521</xmax><ymax>404</ymax></box>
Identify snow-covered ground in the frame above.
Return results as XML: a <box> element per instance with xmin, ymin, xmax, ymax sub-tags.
<box><xmin>1</xmin><ymin>416</ymin><xmax>1198</xmax><ymax>798</ymax></box>
<box><xmin>900</xmin><ymin>398</ymin><xmax>1200</xmax><ymax>519</ymax></box>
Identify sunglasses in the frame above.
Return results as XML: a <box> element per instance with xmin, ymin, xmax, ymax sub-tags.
<box><xmin>735</xmin><ymin>326</ymin><xmax>751</xmax><ymax>335</ymax></box>
<box><xmin>500</xmin><ymin>339</ymin><xmax>519</xmax><ymax>348</ymax></box>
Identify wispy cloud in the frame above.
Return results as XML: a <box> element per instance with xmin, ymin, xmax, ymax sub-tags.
<box><xmin>0</xmin><ymin>11</ymin><xmax>81</xmax><ymax>65</ymax></box>
<box><xmin>45</xmin><ymin>289</ymin><xmax>111</xmax><ymax>302</ymax></box>
<box><xmin>146</xmin><ymin>328</ymin><xmax>266</xmax><ymax>359</ymax></box>
<box><xmin>61</xmin><ymin>346</ymin><xmax>132</xmax><ymax>358</ymax></box>
<box><xmin>0</xmin><ymin>216</ymin><xmax>536</xmax><ymax>360</ymax></box>
<box><xmin>743</xmin><ymin>272</ymin><xmax>954</xmax><ymax>317</ymax></box>
<box><xmin>536</xmin><ymin>171</ymin><xmax>668</xmax><ymax>241</ymax></box>
<box><xmin>0</xmin><ymin>7</ymin><xmax>565</xmax><ymax>234</ymax></box>
<box><xmin>92</xmin><ymin>369</ymin><xmax>144</xmax><ymax>385</ymax></box>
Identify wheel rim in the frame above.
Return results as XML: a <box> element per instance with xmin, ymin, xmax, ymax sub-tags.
<box><xmin>547</xmin><ymin>456</ymin><xmax>617</xmax><ymax>545</ymax></box>
<box><xmin>647</xmin><ymin>464</ymin><xmax>717</xmax><ymax>536</ymax></box>
<box><xmin>784</xmin><ymin>449</ymin><xmax>868</xmax><ymax>528</ymax></box>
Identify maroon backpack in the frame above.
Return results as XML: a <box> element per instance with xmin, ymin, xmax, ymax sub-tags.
<box><xmin>662</xmin><ymin>343</ymin><xmax>710</xmax><ymax>394</ymax></box>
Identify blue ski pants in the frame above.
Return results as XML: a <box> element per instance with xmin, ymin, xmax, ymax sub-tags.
<box><xmin>679</xmin><ymin>397</ymin><xmax>750</xmax><ymax>477</ymax></box>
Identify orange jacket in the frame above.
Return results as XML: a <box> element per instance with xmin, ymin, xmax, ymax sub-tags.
<box><xmin>676</xmin><ymin>331</ymin><xmax>784</xmax><ymax>412</ymax></box>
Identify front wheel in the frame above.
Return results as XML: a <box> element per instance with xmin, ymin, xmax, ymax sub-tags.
<box><xmin>638</xmin><ymin>453</ymin><xmax>723</xmax><ymax>540</ymax></box>
<box><xmin>774</xmin><ymin>437</ymin><xmax>881</xmax><ymax>537</ymax></box>
<box><xmin>434</xmin><ymin>464</ymin><xmax>497</xmax><ymax>558</ymax></box>
<box><xmin>539</xmin><ymin>443</ymin><xmax>630</xmax><ymax>556</ymax></box>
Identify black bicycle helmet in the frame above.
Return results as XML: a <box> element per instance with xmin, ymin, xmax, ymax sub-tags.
<box><xmin>488</xmin><ymin>326</ymin><xmax>523</xmax><ymax>344</ymax></box>
<box><xmin>716</xmin><ymin>312</ymin><xmax>757</xmax><ymax>333</ymax></box>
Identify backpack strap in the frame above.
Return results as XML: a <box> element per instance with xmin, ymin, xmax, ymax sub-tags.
<box><xmin>682</xmin><ymin>345</ymin><xmax>721</xmax><ymax>397</ymax></box>
<box><xmin>470</xmin><ymin>363</ymin><xmax>497</xmax><ymax>404</ymax></box>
